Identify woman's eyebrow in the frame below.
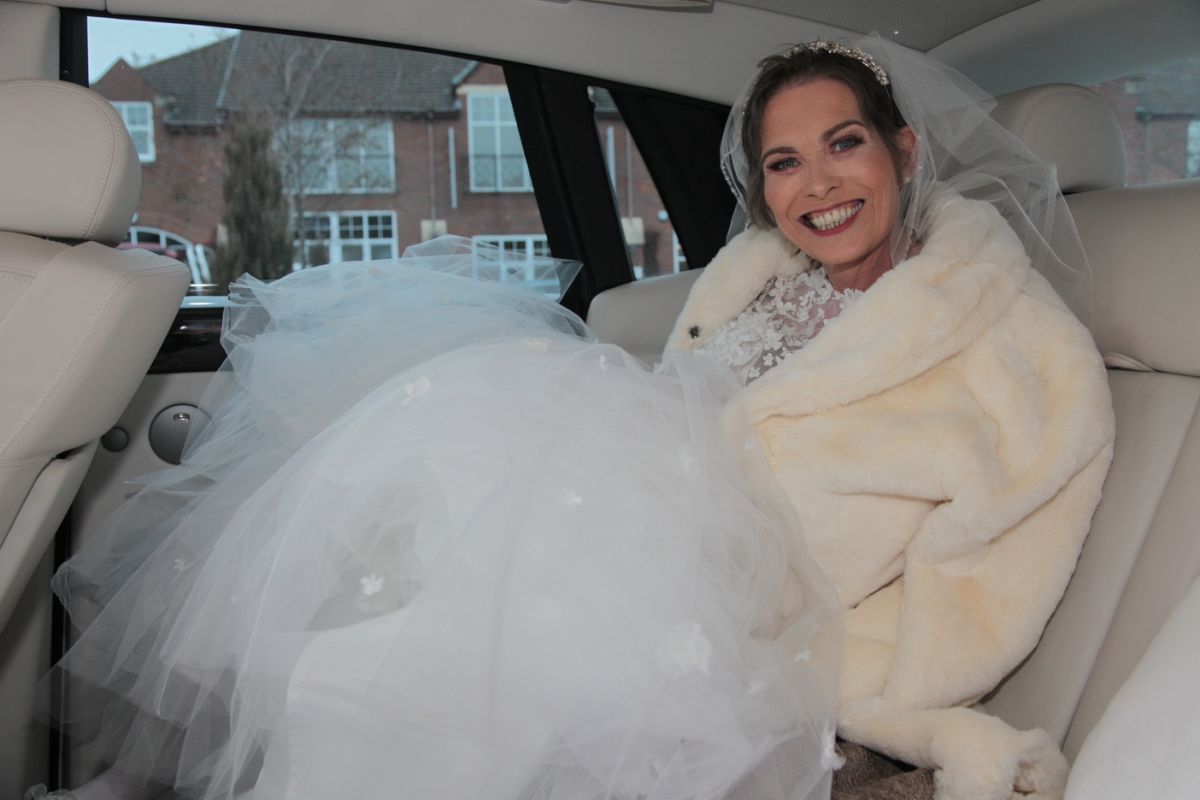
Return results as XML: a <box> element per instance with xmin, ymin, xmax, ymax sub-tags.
<box><xmin>761</xmin><ymin>119</ymin><xmax>867</xmax><ymax>163</ymax></box>
<box><xmin>822</xmin><ymin>119</ymin><xmax>866</xmax><ymax>141</ymax></box>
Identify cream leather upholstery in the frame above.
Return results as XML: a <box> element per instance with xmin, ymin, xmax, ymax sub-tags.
<box><xmin>588</xmin><ymin>82</ymin><xmax>1200</xmax><ymax>784</ymax></box>
<box><xmin>988</xmin><ymin>83</ymin><xmax>1126</xmax><ymax>193</ymax></box>
<box><xmin>1074</xmin><ymin>181</ymin><xmax>1200</xmax><ymax>375</ymax></box>
<box><xmin>587</xmin><ymin>268</ymin><xmax>702</xmax><ymax>364</ymax></box>
<box><xmin>0</xmin><ymin>80</ymin><xmax>143</xmax><ymax>244</ymax></box>
<box><xmin>1063</xmin><ymin>573</ymin><xmax>1200</xmax><ymax>799</ymax></box>
<box><xmin>0</xmin><ymin>79</ymin><xmax>189</xmax><ymax>633</ymax></box>
<box><xmin>982</xmin><ymin>89</ymin><xmax>1200</xmax><ymax>776</ymax></box>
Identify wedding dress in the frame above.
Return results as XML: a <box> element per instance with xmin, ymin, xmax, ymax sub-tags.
<box><xmin>50</xmin><ymin>237</ymin><xmax>843</xmax><ymax>800</ymax></box>
<box><xmin>695</xmin><ymin>269</ymin><xmax>862</xmax><ymax>385</ymax></box>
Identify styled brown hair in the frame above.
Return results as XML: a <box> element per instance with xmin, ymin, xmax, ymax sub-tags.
<box><xmin>741</xmin><ymin>48</ymin><xmax>908</xmax><ymax>229</ymax></box>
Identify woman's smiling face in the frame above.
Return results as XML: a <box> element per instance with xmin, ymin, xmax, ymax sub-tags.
<box><xmin>761</xmin><ymin>78</ymin><xmax>914</xmax><ymax>288</ymax></box>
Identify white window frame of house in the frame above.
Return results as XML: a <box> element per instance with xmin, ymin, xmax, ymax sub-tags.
<box><xmin>127</xmin><ymin>225</ymin><xmax>189</xmax><ymax>251</ymax></box>
<box><xmin>1187</xmin><ymin>120</ymin><xmax>1200</xmax><ymax>178</ymax></box>
<box><xmin>297</xmin><ymin>211</ymin><xmax>398</xmax><ymax>267</ymax></box>
<box><xmin>285</xmin><ymin>119</ymin><xmax>396</xmax><ymax>195</ymax></box>
<box><xmin>123</xmin><ymin>225</ymin><xmax>211</xmax><ymax>283</ymax></box>
<box><xmin>672</xmin><ymin>232</ymin><xmax>687</xmax><ymax>274</ymax></box>
<box><xmin>464</xmin><ymin>88</ymin><xmax>532</xmax><ymax>193</ymax></box>
<box><xmin>471</xmin><ymin>234</ymin><xmax>556</xmax><ymax>295</ymax></box>
<box><xmin>112</xmin><ymin>101</ymin><xmax>155</xmax><ymax>163</ymax></box>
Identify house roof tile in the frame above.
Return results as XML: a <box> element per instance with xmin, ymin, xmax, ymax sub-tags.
<box><xmin>135</xmin><ymin>31</ymin><xmax>477</xmax><ymax>126</ymax></box>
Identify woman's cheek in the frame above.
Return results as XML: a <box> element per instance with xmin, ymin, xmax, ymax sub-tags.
<box><xmin>763</xmin><ymin>176</ymin><xmax>790</xmax><ymax>225</ymax></box>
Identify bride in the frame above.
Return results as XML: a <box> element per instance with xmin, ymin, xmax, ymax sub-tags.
<box><xmin>40</xmin><ymin>35</ymin><xmax>1111</xmax><ymax>800</ymax></box>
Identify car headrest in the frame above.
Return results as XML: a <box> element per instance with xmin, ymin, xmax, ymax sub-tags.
<box><xmin>0</xmin><ymin>79</ymin><xmax>141</xmax><ymax>244</ymax></box>
<box><xmin>991</xmin><ymin>83</ymin><xmax>1126</xmax><ymax>193</ymax></box>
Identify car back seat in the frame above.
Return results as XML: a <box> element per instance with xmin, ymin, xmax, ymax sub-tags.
<box><xmin>586</xmin><ymin>82</ymin><xmax>1200</xmax><ymax>769</ymax></box>
<box><xmin>983</xmin><ymin>84</ymin><xmax>1200</xmax><ymax>764</ymax></box>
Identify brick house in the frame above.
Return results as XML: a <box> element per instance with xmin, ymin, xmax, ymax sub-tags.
<box><xmin>92</xmin><ymin>31</ymin><xmax>681</xmax><ymax>285</ymax></box>
<box><xmin>1092</xmin><ymin>58</ymin><xmax>1200</xmax><ymax>185</ymax></box>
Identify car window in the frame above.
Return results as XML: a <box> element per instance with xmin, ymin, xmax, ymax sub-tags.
<box><xmin>1090</xmin><ymin>56</ymin><xmax>1200</xmax><ymax>185</ymax></box>
<box><xmin>589</xmin><ymin>87</ymin><xmax>686</xmax><ymax>280</ymax></box>
<box><xmin>88</xmin><ymin>18</ymin><xmax>549</xmax><ymax>295</ymax></box>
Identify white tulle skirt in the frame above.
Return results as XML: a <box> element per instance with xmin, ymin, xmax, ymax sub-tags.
<box><xmin>50</xmin><ymin>238</ymin><xmax>842</xmax><ymax>800</ymax></box>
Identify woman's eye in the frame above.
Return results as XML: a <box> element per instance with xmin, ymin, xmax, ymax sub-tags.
<box><xmin>831</xmin><ymin>135</ymin><xmax>864</xmax><ymax>153</ymax></box>
<box><xmin>766</xmin><ymin>156</ymin><xmax>800</xmax><ymax>173</ymax></box>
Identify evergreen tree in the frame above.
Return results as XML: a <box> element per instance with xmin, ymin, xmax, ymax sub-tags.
<box><xmin>213</xmin><ymin>116</ymin><xmax>292</xmax><ymax>290</ymax></box>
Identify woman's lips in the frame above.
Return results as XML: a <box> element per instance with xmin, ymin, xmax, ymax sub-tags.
<box><xmin>802</xmin><ymin>200</ymin><xmax>863</xmax><ymax>235</ymax></box>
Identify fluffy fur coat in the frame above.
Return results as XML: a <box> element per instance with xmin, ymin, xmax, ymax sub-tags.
<box><xmin>666</xmin><ymin>191</ymin><xmax>1115</xmax><ymax>800</ymax></box>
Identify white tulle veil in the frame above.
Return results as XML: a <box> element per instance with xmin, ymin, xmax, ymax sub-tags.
<box><xmin>721</xmin><ymin>34</ymin><xmax>1094</xmax><ymax>324</ymax></box>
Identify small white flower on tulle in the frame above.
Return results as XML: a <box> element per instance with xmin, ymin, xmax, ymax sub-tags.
<box><xmin>523</xmin><ymin>337</ymin><xmax>551</xmax><ymax>352</ymax></box>
<box><xmin>747</xmin><ymin>680</ymin><xmax>766</xmax><ymax>698</ymax></box>
<box><xmin>657</xmin><ymin>621</ymin><xmax>712</xmax><ymax>679</ymax></box>
<box><xmin>172</xmin><ymin>557</ymin><xmax>187</xmax><ymax>572</ymax></box>
<box><xmin>820</xmin><ymin>725</ymin><xmax>845</xmax><ymax>771</ymax></box>
<box><xmin>401</xmin><ymin>376</ymin><xmax>431</xmax><ymax>406</ymax></box>
<box><xmin>793</xmin><ymin>648</ymin><xmax>811</xmax><ymax>662</ymax></box>
<box><xmin>360</xmin><ymin>574</ymin><xmax>385</xmax><ymax>596</ymax></box>
<box><xmin>598</xmin><ymin>354</ymin><xmax>609</xmax><ymax>372</ymax></box>
<box><xmin>561</xmin><ymin>489</ymin><xmax>583</xmax><ymax>509</ymax></box>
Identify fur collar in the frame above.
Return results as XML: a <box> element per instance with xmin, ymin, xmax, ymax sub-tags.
<box><xmin>667</xmin><ymin>191</ymin><xmax>1033</xmax><ymax>422</ymax></box>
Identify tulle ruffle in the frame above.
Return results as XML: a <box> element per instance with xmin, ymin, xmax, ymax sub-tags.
<box><xmin>49</xmin><ymin>237</ymin><xmax>841</xmax><ymax>800</ymax></box>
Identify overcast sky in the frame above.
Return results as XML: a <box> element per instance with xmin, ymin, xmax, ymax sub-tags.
<box><xmin>88</xmin><ymin>18</ymin><xmax>236</xmax><ymax>82</ymax></box>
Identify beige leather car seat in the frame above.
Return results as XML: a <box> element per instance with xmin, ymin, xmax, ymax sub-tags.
<box><xmin>982</xmin><ymin>85</ymin><xmax>1200</xmax><ymax>770</ymax></box>
<box><xmin>0</xmin><ymin>79</ymin><xmax>190</xmax><ymax>634</ymax></box>
<box><xmin>1064</xmin><ymin>568</ymin><xmax>1200</xmax><ymax>799</ymax></box>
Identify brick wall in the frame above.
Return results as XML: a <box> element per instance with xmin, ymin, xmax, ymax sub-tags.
<box><xmin>1094</xmin><ymin>77</ymin><xmax>1195</xmax><ymax>185</ymax></box>
<box><xmin>93</xmin><ymin>61</ymin><xmax>226</xmax><ymax>246</ymax></box>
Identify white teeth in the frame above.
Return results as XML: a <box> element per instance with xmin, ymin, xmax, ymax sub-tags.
<box><xmin>806</xmin><ymin>201</ymin><xmax>862</xmax><ymax>231</ymax></box>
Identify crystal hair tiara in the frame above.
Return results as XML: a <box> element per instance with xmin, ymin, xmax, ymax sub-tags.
<box><xmin>785</xmin><ymin>40</ymin><xmax>890</xmax><ymax>87</ymax></box>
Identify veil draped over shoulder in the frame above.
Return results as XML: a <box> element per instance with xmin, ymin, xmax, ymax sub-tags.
<box><xmin>48</xmin><ymin>237</ymin><xmax>842</xmax><ymax>800</ymax></box>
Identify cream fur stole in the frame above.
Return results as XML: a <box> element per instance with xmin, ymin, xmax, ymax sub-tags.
<box><xmin>668</xmin><ymin>191</ymin><xmax>1115</xmax><ymax>800</ymax></box>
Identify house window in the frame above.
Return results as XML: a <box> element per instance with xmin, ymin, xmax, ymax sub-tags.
<box><xmin>471</xmin><ymin>234</ymin><xmax>556</xmax><ymax>295</ymax></box>
<box><xmin>298</xmin><ymin>211</ymin><xmax>397</xmax><ymax>266</ymax></box>
<box><xmin>672</xmin><ymin>232</ymin><xmax>687</xmax><ymax>273</ymax></box>
<box><xmin>87</xmin><ymin>18</ymin><xmax>552</xmax><ymax>292</ymax></box>
<box><xmin>123</xmin><ymin>225</ymin><xmax>212</xmax><ymax>283</ymax></box>
<box><xmin>1188</xmin><ymin>120</ymin><xmax>1200</xmax><ymax>178</ymax></box>
<box><xmin>467</xmin><ymin>92</ymin><xmax>531</xmax><ymax>192</ymax></box>
<box><xmin>112</xmin><ymin>101</ymin><xmax>154</xmax><ymax>162</ymax></box>
<box><xmin>282</xmin><ymin>119</ymin><xmax>395</xmax><ymax>194</ymax></box>
<box><xmin>590</xmin><ymin>86</ymin><xmax>682</xmax><ymax>281</ymax></box>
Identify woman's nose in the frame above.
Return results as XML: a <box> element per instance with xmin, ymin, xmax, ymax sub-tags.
<box><xmin>802</xmin><ymin>155</ymin><xmax>840</xmax><ymax>198</ymax></box>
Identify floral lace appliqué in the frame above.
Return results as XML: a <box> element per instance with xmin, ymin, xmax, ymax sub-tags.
<box><xmin>401</xmin><ymin>376</ymin><xmax>431</xmax><ymax>405</ymax></box>
<box><xmin>657</xmin><ymin>621</ymin><xmax>713</xmax><ymax>679</ymax></box>
<box><xmin>695</xmin><ymin>269</ymin><xmax>862</xmax><ymax>385</ymax></box>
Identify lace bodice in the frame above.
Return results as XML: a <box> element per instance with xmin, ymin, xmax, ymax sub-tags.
<box><xmin>696</xmin><ymin>268</ymin><xmax>862</xmax><ymax>385</ymax></box>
